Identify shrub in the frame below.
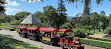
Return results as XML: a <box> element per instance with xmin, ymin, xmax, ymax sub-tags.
<box><xmin>104</xmin><ymin>27</ymin><xmax>111</xmax><ymax>35</ymax></box>
<box><xmin>82</xmin><ymin>25</ymin><xmax>92</xmax><ymax>30</ymax></box>
<box><xmin>10</xmin><ymin>28</ymin><xmax>15</xmax><ymax>31</ymax></box>
<box><xmin>73</xmin><ymin>28</ymin><xmax>87</xmax><ymax>38</ymax></box>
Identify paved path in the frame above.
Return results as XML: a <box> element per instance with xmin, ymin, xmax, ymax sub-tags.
<box><xmin>0</xmin><ymin>30</ymin><xmax>105</xmax><ymax>49</ymax></box>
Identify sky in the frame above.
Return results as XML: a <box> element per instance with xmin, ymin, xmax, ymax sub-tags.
<box><xmin>5</xmin><ymin>0</ymin><xmax>111</xmax><ymax>17</ymax></box>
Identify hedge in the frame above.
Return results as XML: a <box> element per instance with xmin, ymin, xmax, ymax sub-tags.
<box><xmin>77</xmin><ymin>38</ymin><xmax>111</xmax><ymax>49</ymax></box>
<box><xmin>87</xmin><ymin>36</ymin><xmax>111</xmax><ymax>42</ymax></box>
<box><xmin>0</xmin><ymin>34</ymin><xmax>43</xmax><ymax>49</ymax></box>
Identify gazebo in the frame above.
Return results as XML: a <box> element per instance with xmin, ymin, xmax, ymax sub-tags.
<box><xmin>21</xmin><ymin>14</ymin><xmax>41</xmax><ymax>27</ymax></box>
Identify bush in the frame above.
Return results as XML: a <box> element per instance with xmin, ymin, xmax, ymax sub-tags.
<box><xmin>87</xmin><ymin>36</ymin><xmax>111</xmax><ymax>42</ymax></box>
<box><xmin>10</xmin><ymin>28</ymin><xmax>15</xmax><ymax>31</ymax></box>
<box><xmin>82</xmin><ymin>25</ymin><xmax>92</xmax><ymax>30</ymax></box>
<box><xmin>104</xmin><ymin>27</ymin><xmax>111</xmax><ymax>35</ymax></box>
<box><xmin>73</xmin><ymin>28</ymin><xmax>87</xmax><ymax>38</ymax></box>
<box><xmin>75</xmin><ymin>37</ymin><xmax>111</xmax><ymax>49</ymax></box>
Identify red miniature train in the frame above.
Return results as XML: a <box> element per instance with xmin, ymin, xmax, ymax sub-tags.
<box><xmin>18</xmin><ymin>26</ymin><xmax>84</xmax><ymax>49</ymax></box>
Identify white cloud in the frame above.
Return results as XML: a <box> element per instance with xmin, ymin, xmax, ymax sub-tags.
<box><xmin>5</xmin><ymin>0</ymin><xmax>20</xmax><ymax>6</ymax></box>
<box><xmin>5</xmin><ymin>7</ymin><xmax>21</xmax><ymax>15</ymax></box>
<box><xmin>22</xmin><ymin>0</ymin><xmax>41</xmax><ymax>2</ymax></box>
<box><xmin>107</xmin><ymin>15</ymin><xmax>109</xmax><ymax>16</ymax></box>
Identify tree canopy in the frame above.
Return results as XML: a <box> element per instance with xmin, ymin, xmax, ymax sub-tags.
<box><xmin>15</xmin><ymin>11</ymin><xmax>31</xmax><ymax>21</ymax></box>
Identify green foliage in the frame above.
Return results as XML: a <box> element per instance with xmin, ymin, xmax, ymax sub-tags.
<box><xmin>73</xmin><ymin>28</ymin><xmax>87</xmax><ymax>38</ymax></box>
<box><xmin>109</xmin><ymin>20</ymin><xmax>111</xmax><ymax>27</ymax></box>
<box><xmin>15</xmin><ymin>11</ymin><xmax>31</xmax><ymax>21</ymax></box>
<box><xmin>0</xmin><ymin>15</ymin><xmax>15</xmax><ymax>23</ymax></box>
<box><xmin>10</xmin><ymin>20</ymin><xmax>20</xmax><ymax>25</ymax></box>
<box><xmin>0</xmin><ymin>0</ymin><xmax>5</xmax><ymax>14</ymax></box>
<box><xmin>61</xmin><ymin>22</ymin><xmax>73</xmax><ymax>29</ymax></box>
<box><xmin>33</xmin><ymin>11</ymin><xmax>42</xmax><ymax>18</ymax></box>
<box><xmin>104</xmin><ymin>27</ymin><xmax>111</xmax><ymax>35</ymax></box>
<box><xmin>78</xmin><ymin>38</ymin><xmax>111</xmax><ymax>49</ymax></box>
<box><xmin>0</xmin><ymin>34</ymin><xmax>43</xmax><ymax>49</ymax></box>
<box><xmin>82</xmin><ymin>25</ymin><xmax>92</xmax><ymax>30</ymax></box>
<box><xmin>0</xmin><ymin>45</ymin><xmax>6</xmax><ymax>49</ymax></box>
<box><xmin>57</xmin><ymin>0</ymin><xmax>67</xmax><ymax>28</ymax></box>
<box><xmin>83</xmin><ymin>0</ymin><xmax>91</xmax><ymax>15</ymax></box>
<box><xmin>87</xmin><ymin>36</ymin><xmax>111</xmax><ymax>42</ymax></box>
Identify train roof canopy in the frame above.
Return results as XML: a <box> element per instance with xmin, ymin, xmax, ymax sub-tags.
<box><xmin>26</xmin><ymin>27</ymin><xmax>39</xmax><ymax>30</ymax></box>
<box><xmin>18</xmin><ymin>26</ymin><xmax>27</xmax><ymax>29</ymax></box>
<box><xmin>21</xmin><ymin>14</ymin><xmax>41</xmax><ymax>24</ymax></box>
<box><xmin>39</xmin><ymin>28</ymin><xmax>59</xmax><ymax>32</ymax></box>
<box><xmin>59</xmin><ymin>29</ymin><xmax>73</xmax><ymax>32</ymax></box>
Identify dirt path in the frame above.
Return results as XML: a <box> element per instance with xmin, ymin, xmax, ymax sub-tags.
<box><xmin>0</xmin><ymin>30</ymin><xmax>105</xmax><ymax>49</ymax></box>
<box><xmin>89</xmin><ymin>35</ymin><xmax>103</xmax><ymax>38</ymax></box>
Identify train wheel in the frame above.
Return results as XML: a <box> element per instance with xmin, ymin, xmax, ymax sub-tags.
<box><xmin>19</xmin><ymin>32</ymin><xmax>22</xmax><ymax>37</ymax></box>
<box><xmin>72</xmin><ymin>46</ymin><xmax>77</xmax><ymax>49</ymax></box>
<box><xmin>38</xmin><ymin>36</ymin><xmax>42</xmax><ymax>42</ymax></box>
<box><xmin>79</xmin><ymin>47</ymin><xmax>84</xmax><ymax>49</ymax></box>
<box><xmin>32</xmin><ymin>35</ymin><xmax>36</xmax><ymax>41</ymax></box>
<box><xmin>19</xmin><ymin>33</ymin><xmax>25</xmax><ymax>38</ymax></box>
<box><xmin>63</xmin><ymin>45</ymin><xmax>68</xmax><ymax>49</ymax></box>
<box><xmin>68</xmin><ymin>46</ymin><xmax>72</xmax><ymax>49</ymax></box>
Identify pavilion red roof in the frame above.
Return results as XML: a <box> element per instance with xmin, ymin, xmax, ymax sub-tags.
<box><xmin>26</xmin><ymin>27</ymin><xmax>39</xmax><ymax>30</ymax></box>
<box><xmin>18</xmin><ymin>26</ymin><xmax>27</xmax><ymax>29</ymax></box>
<box><xmin>39</xmin><ymin>28</ymin><xmax>59</xmax><ymax>32</ymax></box>
<box><xmin>59</xmin><ymin>29</ymin><xmax>73</xmax><ymax>32</ymax></box>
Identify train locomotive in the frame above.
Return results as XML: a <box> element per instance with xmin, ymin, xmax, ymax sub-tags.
<box><xmin>18</xmin><ymin>26</ymin><xmax>84</xmax><ymax>49</ymax></box>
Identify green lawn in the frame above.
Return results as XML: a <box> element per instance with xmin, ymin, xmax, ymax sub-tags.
<box><xmin>0</xmin><ymin>34</ymin><xmax>43</xmax><ymax>49</ymax></box>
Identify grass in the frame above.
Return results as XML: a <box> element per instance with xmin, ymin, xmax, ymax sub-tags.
<box><xmin>0</xmin><ymin>34</ymin><xmax>43</xmax><ymax>49</ymax></box>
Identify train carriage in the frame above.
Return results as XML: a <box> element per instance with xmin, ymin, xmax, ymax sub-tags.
<box><xmin>26</xmin><ymin>27</ymin><xmax>42</xmax><ymax>41</ymax></box>
<box><xmin>18</xmin><ymin>26</ymin><xmax>27</xmax><ymax>38</ymax></box>
<box><xmin>39</xmin><ymin>28</ymin><xmax>59</xmax><ymax>45</ymax></box>
<box><xmin>59</xmin><ymin>29</ymin><xmax>84</xmax><ymax>49</ymax></box>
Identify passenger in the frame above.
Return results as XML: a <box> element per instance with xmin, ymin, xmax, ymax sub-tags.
<box><xmin>52</xmin><ymin>32</ymin><xmax>58</xmax><ymax>38</ymax></box>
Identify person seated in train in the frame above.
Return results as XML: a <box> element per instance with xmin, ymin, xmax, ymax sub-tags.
<box><xmin>44</xmin><ymin>32</ymin><xmax>49</xmax><ymax>37</ymax></box>
<box><xmin>52</xmin><ymin>32</ymin><xmax>58</xmax><ymax>38</ymax></box>
<box><xmin>23</xmin><ymin>29</ymin><xmax>28</xmax><ymax>33</ymax></box>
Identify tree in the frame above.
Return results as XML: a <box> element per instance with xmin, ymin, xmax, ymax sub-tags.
<box><xmin>109</xmin><ymin>14</ymin><xmax>111</xmax><ymax>20</ymax></box>
<box><xmin>0</xmin><ymin>15</ymin><xmax>15</xmax><ymax>23</ymax></box>
<box><xmin>10</xmin><ymin>20</ymin><xmax>20</xmax><ymax>26</ymax></box>
<box><xmin>33</xmin><ymin>11</ymin><xmax>42</xmax><ymax>18</ymax></box>
<box><xmin>83</xmin><ymin>0</ymin><xmax>91</xmax><ymax>15</ymax></box>
<box><xmin>0</xmin><ymin>0</ymin><xmax>5</xmax><ymax>14</ymax></box>
<box><xmin>15</xmin><ymin>11</ymin><xmax>31</xmax><ymax>21</ymax></box>
<box><xmin>100</xmin><ymin>10</ymin><xmax>105</xmax><ymax>15</ymax></box>
<box><xmin>98</xmin><ymin>22</ymin><xmax>103</xmax><ymax>31</ymax></box>
<box><xmin>57</xmin><ymin>0</ymin><xmax>67</xmax><ymax>28</ymax></box>
<box><xmin>43</xmin><ymin>6</ymin><xmax>59</xmax><ymax>28</ymax></box>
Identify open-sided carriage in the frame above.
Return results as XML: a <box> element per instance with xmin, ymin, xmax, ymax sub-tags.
<box><xmin>18</xmin><ymin>26</ymin><xmax>27</xmax><ymax>38</ymax></box>
<box><xmin>59</xmin><ymin>29</ymin><xmax>84</xmax><ymax>49</ymax></box>
<box><xmin>26</xmin><ymin>27</ymin><xmax>42</xmax><ymax>41</ymax></box>
<box><xmin>39</xmin><ymin>28</ymin><xmax>59</xmax><ymax>45</ymax></box>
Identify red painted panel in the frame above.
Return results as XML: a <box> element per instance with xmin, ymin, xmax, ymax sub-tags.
<box><xmin>60</xmin><ymin>38</ymin><xmax>63</xmax><ymax>44</ymax></box>
<box><xmin>59</xmin><ymin>29</ymin><xmax>73</xmax><ymax>32</ymax></box>
<box><xmin>26</xmin><ymin>27</ymin><xmax>39</xmax><ymax>30</ymax></box>
<box><xmin>18</xmin><ymin>26</ymin><xmax>27</xmax><ymax>29</ymax></box>
<box><xmin>65</xmin><ymin>39</ymin><xmax>68</xmax><ymax>45</ymax></box>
